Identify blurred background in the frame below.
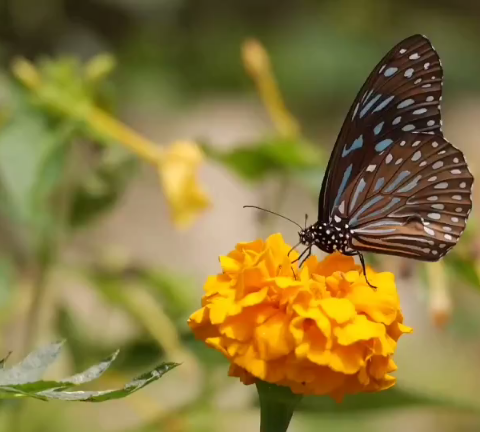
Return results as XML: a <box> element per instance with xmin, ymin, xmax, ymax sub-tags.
<box><xmin>0</xmin><ymin>0</ymin><xmax>479</xmax><ymax>431</ymax></box>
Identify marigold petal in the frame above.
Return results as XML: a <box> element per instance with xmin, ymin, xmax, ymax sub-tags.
<box><xmin>254</xmin><ymin>312</ymin><xmax>295</xmax><ymax>360</ymax></box>
<box><xmin>292</xmin><ymin>304</ymin><xmax>331</xmax><ymax>337</ymax></box>
<box><xmin>219</xmin><ymin>256</ymin><xmax>241</xmax><ymax>273</ymax></box>
<box><xmin>335</xmin><ymin>314</ymin><xmax>385</xmax><ymax>345</ymax></box>
<box><xmin>240</xmin><ymin>287</ymin><xmax>269</xmax><ymax>307</ymax></box>
<box><xmin>320</xmin><ymin>298</ymin><xmax>356</xmax><ymax>324</ymax></box>
<box><xmin>314</xmin><ymin>253</ymin><xmax>358</xmax><ymax>276</ymax></box>
<box><xmin>347</xmin><ymin>273</ymin><xmax>400</xmax><ymax>325</ymax></box>
<box><xmin>328</xmin><ymin>344</ymin><xmax>366</xmax><ymax>374</ymax></box>
<box><xmin>209</xmin><ymin>297</ymin><xmax>241</xmax><ymax>323</ymax></box>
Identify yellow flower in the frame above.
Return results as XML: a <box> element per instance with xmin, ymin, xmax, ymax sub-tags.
<box><xmin>158</xmin><ymin>140</ymin><xmax>211</xmax><ymax>229</ymax></box>
<box><xmin>12</xmin><ymin>57</ymin><xmax>211</xmax><ymax>229</ymax></box>
<box><xmin>188</xmin><ymin>233</ymin><xmax>412</xmax><ymax>401</ymax></box>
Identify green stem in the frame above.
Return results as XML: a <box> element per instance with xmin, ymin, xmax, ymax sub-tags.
<box><xmin>256</xmin><ymin>380</ymin><xmax>302</xmax><ymax>432</ymax></box>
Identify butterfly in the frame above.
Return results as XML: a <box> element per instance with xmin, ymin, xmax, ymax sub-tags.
<box><xmin>247</xmin><ymin>34</ymin><xmax>474</xmax><ymax>287</ymax></box>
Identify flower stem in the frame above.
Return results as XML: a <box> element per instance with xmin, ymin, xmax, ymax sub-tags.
<box><xmin>256</xmin><ymin>381</ymin><xmax>302</xmax><ymax>432</ymax></box>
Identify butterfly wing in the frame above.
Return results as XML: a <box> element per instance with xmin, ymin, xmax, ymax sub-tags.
<box><xmin>319</xmin><ymin>34</ymin><xmax>444</xmax><ymax>222</ymax></box>
<box><xmin>330</xmin><ymin>133</ymin><xmax>473</xmax><ymax>260</ymax></box>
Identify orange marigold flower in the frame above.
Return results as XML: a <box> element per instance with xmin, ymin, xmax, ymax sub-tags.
<box><xmin>188</xmin><ymin>233</ymin><xmax>412</xmax><ymax>401</ymax></box>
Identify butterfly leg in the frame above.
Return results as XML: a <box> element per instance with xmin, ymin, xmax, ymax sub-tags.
<box><xmin>358</xmin><ymin>252</ymin><xmax>377</xmax><ymax>290</ymax></box>
<box><xmin>299</xmin><ymin>247</ymin><xmax>312</xmax><ymax>267</ymax></box>
<box><xmin>291</xmin><ymin>246</ymin><xmax>310</xmax><ymax>265</ymax></box>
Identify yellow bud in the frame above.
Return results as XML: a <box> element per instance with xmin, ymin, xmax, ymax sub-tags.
<box><xmin>242</xmin><ymin>38</ymin><xmax>271</xmax><ymax>78</ymax></box>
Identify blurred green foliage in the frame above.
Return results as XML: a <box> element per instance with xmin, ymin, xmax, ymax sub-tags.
<box><xmin>0</xmin><ymin>1</ymin><xmax>478</xmax><ymax>432</ymax></box>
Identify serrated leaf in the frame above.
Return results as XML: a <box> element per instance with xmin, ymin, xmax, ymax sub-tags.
<box><xmin>0</xmin><ymin>342</ymin><xmax>179</xmax><ymax>402</ymax></box>
<box><xmin>0</xmin><ymin>341</ymin><xmax>64</xmax><ymax>385</ymax></box>
<box><xmin>37</xmin><ymin>362</ymin><xmax>179</xmax><ymax>402</ymax></box>
<box><xmin>60</xmin><ymin>350</ymin><xmax>119</xmax><ymax>385</ymax></box>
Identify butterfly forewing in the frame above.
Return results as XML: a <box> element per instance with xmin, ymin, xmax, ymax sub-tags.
<box><xmin>331</xmin><ymin>133</ymin><xmax>473</xmax><ymax>260</ymax></box>
<box><xmin>319</xmin><ymin>34</ymin><xmax>445</xmax><ymax>221</ymax></box>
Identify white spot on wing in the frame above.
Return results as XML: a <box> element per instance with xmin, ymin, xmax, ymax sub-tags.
<box><xmin>409</xmin><ymin>53</ymin><xmax>420</xmax><ymax>60</ymax></box>
<box><xmin>424</xmin><ymin>226</ymin><xmax>435</xmax><ymax>236</ymax></box>
<box><xmin>413</xmin><ymin>108</ymin><xmax>427</xmax><ymax>115</ymax></box>
<box><xmin>412</xmin><ymin>151</ymin><xmax>421</xmax><ymax>161</ymax></box>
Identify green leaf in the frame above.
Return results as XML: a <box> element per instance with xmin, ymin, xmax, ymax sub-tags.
<box><xmin>202</xmin><ymin>137</ymin><xmax>323</xmax><ymax>182</ymax></box>
<box><xmin>0</xmin><ymin>341</ymin><xmax>179</xmax><ymax>402</ymax></box>
<box><xmin>445</xmin><ymin>253</ymin><xmax>480</xmax><ymax>289</ymax></box>
<box><xmin>37</xmin><ymin>362</ymin><xmax>178</xmax><ymax>402</ymax></box>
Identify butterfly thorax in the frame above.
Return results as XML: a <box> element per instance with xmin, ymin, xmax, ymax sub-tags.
<box><xmin>299</xmin><ymin>220</ymin><xmax>353</xmax><ymax>254</ymax></box>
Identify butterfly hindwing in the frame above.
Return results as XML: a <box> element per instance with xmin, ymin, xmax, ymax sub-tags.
<box><xmin>331</xmin><ymin>133</ymin><xmax>473</xmax><ymax>260</ymax></box>
<box><xmin>319</xmin><ymin>34</ymin><xmax>445</xmax><ymax>221</ymax></box>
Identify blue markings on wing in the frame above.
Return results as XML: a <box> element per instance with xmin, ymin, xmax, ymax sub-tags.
<box><xmin>333</xmin><ymin>164</ymin><xmax>353</xmax><ymax>209</ymax></box>
<box><xmin>384</xmin><ymin>171</ymin><xmax>411</xmax><ymax>193</ymax></box>
<box><xmin>375</xmin><ymin>139</ymin><xmax>394</xmax><ymax>152</ymax></box>
<box><xmin>363</xmin><ymin>197</ymin><xmax>401</xmax><ymax>221</ymax></box>
<box><xmin>374</xmin><ymin>122</ymin><xmax>384</xmax><ymax>135</ymax></box>
<box><xmin>342</xmin><ymin>135</ymin><xmax>363</xmax><ymax>157</ymax></box>
<box><xmin>374</xmin><ymin>177</ymin><xmax>385</xmax><ymax>192</ymax></box>
<box><xmin>350</xmin><ymin>196</ymin><xmax>383</xmax><ymax>225</ymax></box>
<box><xmin>349</xmin><ymin>178</ymin><xmax>366</xmax><ymax>212</ymax></box>
<box><xmin>372</xmin><ymin>95</ymin><xmax>395</xmax><ymax>114</ymax></box>
<box><xmin>359</xmin><ymin>94</ymin><xmax>381</xmax><ymax>118</ymax></box>
<box><xmin>384</xmin><ymin>67</ymin><xmax>398</xmax><ymax>77</ymax></box>
<box><xmin>397</xmin><ymin>175</ymin><xmax>421</xmax><ymax>193</ymax></box>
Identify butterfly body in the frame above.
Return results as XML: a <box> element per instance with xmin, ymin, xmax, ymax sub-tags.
<box><xmin>297</xmin><ymin>34</ymin><xmax>473</xmax><ymax>271</ymax></box>
<box><xmin>300</xmin><ymin>220</ymin><xmax>354</xmax><ymax>255</ymax></box>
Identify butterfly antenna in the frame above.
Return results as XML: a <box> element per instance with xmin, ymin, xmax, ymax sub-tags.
<box><xmin>243</xmin><ymin>205</ymin><xmax>303</xmax><ymax>230</ymax></box>
<box><xmin>304</xmin><ymin>213</ymin><xmax>308</xmax><ymax>229</ymax></box>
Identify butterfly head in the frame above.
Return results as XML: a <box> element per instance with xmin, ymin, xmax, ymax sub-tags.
<box><xmin>298</xmin><ymin>225</ymin><xmax>317</xmax><ymax>247</ymax></box>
